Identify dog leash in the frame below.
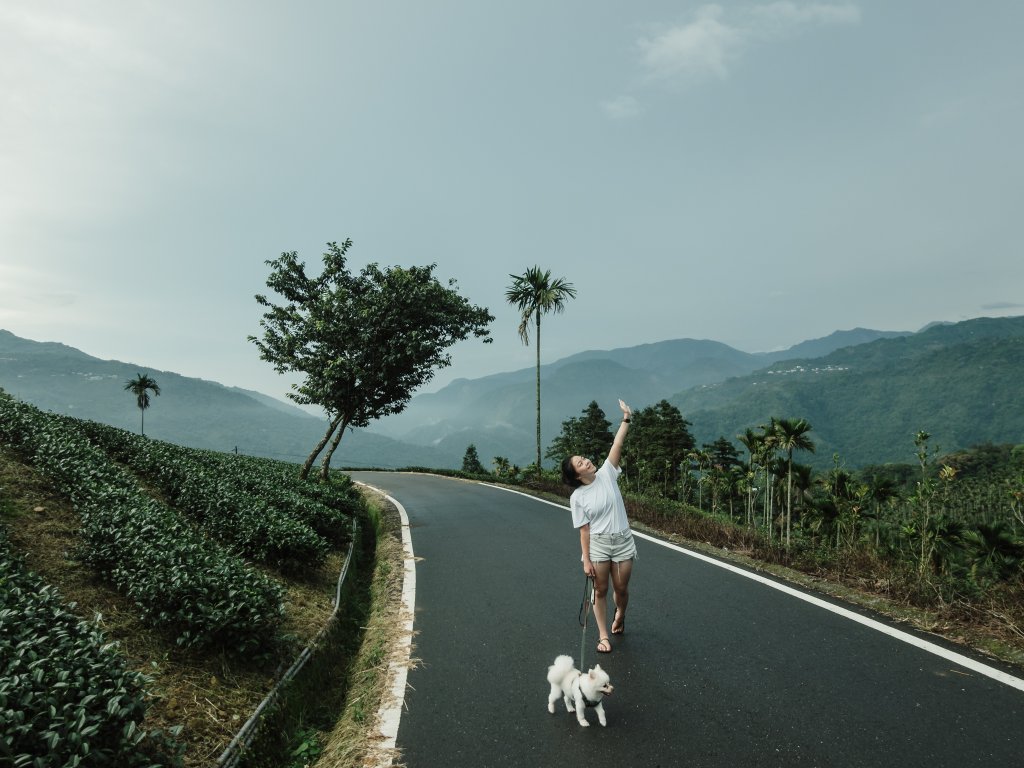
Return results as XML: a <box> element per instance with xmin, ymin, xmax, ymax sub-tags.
<box><xmin>578</xmin><ymin>573</ymin><xmax>595</xmax><ymax>669</ymax></box>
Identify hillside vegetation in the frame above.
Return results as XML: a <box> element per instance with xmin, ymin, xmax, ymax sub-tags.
<box><xmin>674</xmin><ymin>316</ymin><xmax>1024</xmax><ymax>468</ymax></box>
<box><xmin>0</xmin><ymin>393</ymin><xmax>371</xmax><ymax>767</ymax></box>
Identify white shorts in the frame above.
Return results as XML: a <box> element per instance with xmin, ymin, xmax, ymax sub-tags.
<box><xmin>589</xmin><ymin>530</ymin><xmax>637</xmax><ymax>563</ymax></box>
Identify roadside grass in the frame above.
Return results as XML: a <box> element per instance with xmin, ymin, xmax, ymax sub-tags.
<box><xmin>312</xmin><ymin>493</ymin><xmax>413</xmax><ymax>768</ymax></box>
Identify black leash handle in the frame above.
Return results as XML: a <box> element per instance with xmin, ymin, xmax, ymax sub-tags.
<box><xmin>578</xmin><ymin>573</ymin><xmax>595</xmax><ymax>627</ymax></box>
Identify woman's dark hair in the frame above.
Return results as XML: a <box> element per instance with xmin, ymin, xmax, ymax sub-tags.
<box><xmin>561</xmin><ymin>456</ymin><xmax>583</xmax><ymax>488</ymax></box>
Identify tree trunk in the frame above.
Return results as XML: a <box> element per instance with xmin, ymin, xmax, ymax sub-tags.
<box><xmin>534</xmin><ymin>311</ymin><xmax>542</xmax><ymax>473</ymax></box>
<box><xmin>301</xmin><ymin>414</ymin><xmax>343</xmax><ymax>481</ymax></box>
<box><xmin>786</xmin><ymin>455</ymin><xmax>793</xmax><ymax>548</ymax></box>
<box><xmin>319</xmin><ymin>416</ymin><xmax>351</xmax><ymax>482</ymax></box>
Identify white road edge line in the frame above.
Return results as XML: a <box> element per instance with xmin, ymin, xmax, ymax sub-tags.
<box><xmin>357</xmin><ymin>483</ymin><xmax>417</xmax><ymax>767</ymax></box>
<box><xmin>482</xmin><ymin>482</ymin><xmax>1024</xmax><ymax>693</ymax></box>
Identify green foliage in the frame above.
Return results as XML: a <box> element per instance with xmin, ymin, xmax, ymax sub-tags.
<box><xmin>0</xmin><ymin>396</ymin><xmax>285</xmax><ymax>652</ymax></box>
<box><xmin>622</xmin><ymin>400</ymin><xmax>695</xmax><ymax>498</ymax></box>
<box><xmin>461</xmin><ymin>444</ymin><xmax>486</xmax><ymax>475</ymax></box>
<box><xmin>545</xmin><ymin>400</ymin><xmax>613</xmax><ymax>464</ymax></box>
<box><xmin>491</xmin><ymin>456</ymin><xmax>521</xmax><ymax>481</ymax></box>
<box><xmin>249</xmin><ymin>240</ymin><xmax>494</xmax><ymax>479</ymax></box>
<box><xmin>76</xmin><ymin>420</ymin><xmax>335</xmax><ymax>572</ymax></box>
<box><xmin>287</xmin><ymin>728</ymin><xmax>323</xmax><ymax>766</ymax></box>
<box><xmin>0</xmin><ymin>529</ymin><xmax>185</xmax><ymax>766</ymax></box>
<box><xmin>674</xmin><ymin>316</ymin><xmax>1024</xmax><ymax>469</ymax></box>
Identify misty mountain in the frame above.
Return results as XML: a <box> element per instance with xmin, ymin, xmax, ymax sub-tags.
<box><xmin>0</xmin><ymin>329</ymin><xmax>447</xmax><ymax>469</ymax></box>
<box><xmin>365</xmin><ymin>328</ymin><xmax>911</xmax><ymax>464</ymax></box>
<box><xmin>670</xmin><ymin>316</ymin><xmax>1024</xmax><ymax>469</ymax></box>
<box><xmin>5</xmin><ymin>319</ymin><xmax>1015</xmax><ymax>473</ymax></box>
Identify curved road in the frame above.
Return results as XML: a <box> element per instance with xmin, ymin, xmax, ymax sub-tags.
<box><xmin>350</xmin><ymin>471</ymin><xmax>1023</xmax><ymax>768</ymax></box>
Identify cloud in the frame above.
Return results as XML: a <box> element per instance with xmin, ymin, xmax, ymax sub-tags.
<box><xmin>601</xmin><ymin>95</ymin><xmax>642</xmax><ymax>120</ymax></box>
<box><xmin>749</xmin><ymin>1</ymin><xmax>861</xmax><ymax>31</ymax></box>
<box><xmin>636</xmin><ymin>2</ymin><xmax>860</xmax><ymax>84</ymax></box>
<box><xmin>638</xmin><ymin>5</ymin><xmax>741</xmax><ymax>83</ymax></box>
<box><xmin>981</xmin><ymin>302</ymin><xmax>1024</xmax><ymax>311</ymax></box>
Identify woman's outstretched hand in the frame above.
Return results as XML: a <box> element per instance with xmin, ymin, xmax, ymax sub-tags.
<box><xmin>618</xmin><ymin>398</ymin><xmax>632</xmax><ymax>419</ymax></box>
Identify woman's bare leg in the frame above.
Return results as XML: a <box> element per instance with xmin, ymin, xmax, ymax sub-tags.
<box><xmin>610</xmin><ymin>559</ymin><xmax>633</xmax><ymax>633</ymax></box>
<box><xmin>592</xmin><ymin>560</ymin><xmax>612</xmax><ymax>650</ymax></box>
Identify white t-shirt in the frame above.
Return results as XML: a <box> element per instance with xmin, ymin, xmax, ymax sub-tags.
<box><xmin>569</xmin><ymin>459</ymin><xmax>629</xmax><ymax>534</ymax></box>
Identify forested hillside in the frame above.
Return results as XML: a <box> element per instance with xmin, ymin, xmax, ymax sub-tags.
<box><xmin>672</xmin><ymin>316</ymin><xmax>1024</xmax><ymax>468</ymax></box>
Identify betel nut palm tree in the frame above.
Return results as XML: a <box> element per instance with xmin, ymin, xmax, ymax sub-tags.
<box><xmin>124</xmin><ymin>373</ymin><xmax>161</xmax><ymax>436</ymax></box>
<box><xmin>505</xmin><ymin>266</ymin><xmax>576</xmax><ymax>474</ymax></box>
<box><xmin>772</xmin><ymin>417</ymin><xmax>815</xmax><ymax>547</ymax></box>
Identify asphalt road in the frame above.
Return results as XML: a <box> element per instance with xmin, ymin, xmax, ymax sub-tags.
<box><xmin>350</xmin><ymin>471</ymin><xmax>1024</xmax><ymax>768</ymax></box>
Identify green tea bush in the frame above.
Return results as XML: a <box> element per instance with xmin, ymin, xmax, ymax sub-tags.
<box><xmin>0</xmin><ymin>397</ymin><xmax>284</xmax><ymax>652</ymax></box>
<box><xmin>0</xmin><ymin>530</ymin><xmax>184</xmax><ymax>767</ymax></box>
<box><xmin>205</xmin><ymin>452</ymin><xmax>362</xmax><ymax>547</ymax></box>
<box><xmin>75</xmin><ymin>420</ymin><xmax>332</xmax><ymax>571</ymax></box>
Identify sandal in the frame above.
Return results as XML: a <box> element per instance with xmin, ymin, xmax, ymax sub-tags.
<box><xmin>611</xmin><ymin>611</ymin><xmax>625</xmax><ymax>635</ymax></box>
<box><xmin>596</xmin><ymin>637</ymin><xmax>612</xmax><ymax>653</ymax></box>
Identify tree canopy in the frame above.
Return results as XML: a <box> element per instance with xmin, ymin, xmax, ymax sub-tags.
<box><xmin>546</xmin><ymin>400</ymin><xmax>613</xmax><ymax>464</ymax></box>
<box><xmin>622</xmin><ymin>400</ymin><xmax>696</xmax><ymax>497</ymax></box>
<box><xmin>249</xmin><ymin>240</ymin><xmax>493</xmax><ymax>479</ymax></box>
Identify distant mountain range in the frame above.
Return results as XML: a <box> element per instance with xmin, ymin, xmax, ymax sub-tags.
<box><xmin>1</xmin><ymin>317</ymin><xmax>1021</xmax><ymax>471</ymax></box>
<box><xmin>670</xmin><ymin>315</ymin><xmax>1024</xmax><ymax>468</ymax></box>
<box><xmin>0</xmin><ymin>330</ymin><xmax>447</xmax><ymax>469</ymax></box>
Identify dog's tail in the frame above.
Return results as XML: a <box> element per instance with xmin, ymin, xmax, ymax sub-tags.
<box><xmin>547</xmin><ymin>654</ymin><xmax>575</xmax><ymax>684</ymax></box>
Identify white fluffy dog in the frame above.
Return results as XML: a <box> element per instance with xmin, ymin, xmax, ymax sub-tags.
<box><xmin>546</xmin><ymin>654</ymin><xmax>614</xmax><ymax>727</ymax></box>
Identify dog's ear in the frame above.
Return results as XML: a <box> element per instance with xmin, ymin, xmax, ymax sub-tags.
<box><xmin>592</xmin><ymin>665</ymin><xmax>602</xmax><ymax>674</ymax></box>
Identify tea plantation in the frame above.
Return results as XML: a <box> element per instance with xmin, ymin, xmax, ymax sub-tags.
<box><xmin>0</xmin><ymin>393</ymin><xmax>366</xmax><ymax>766</ymax></box>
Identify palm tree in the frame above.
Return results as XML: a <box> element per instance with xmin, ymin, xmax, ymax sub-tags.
<box><xmin>756</xmin><ymin>423</ymin><xmax>779</xmax><ymax>538</ymax></box>
<box><xmin>772</xmin><ymin>417</ymin><xmax>815</xmax><ymax>547</ymax></box>
<box><xmin>124</xmin><ymin>373</ymin><xmax>161</xmax><ymax>436</ymax></box>
<box><xmin>737</xmin><ymin>428</ymin><xmax>762</xmax><ymax>527</ymax></box>
<box><xmin>505</xmin><ymin>267</ymin><xmax>577</xmax><ymax>473</ymax></box>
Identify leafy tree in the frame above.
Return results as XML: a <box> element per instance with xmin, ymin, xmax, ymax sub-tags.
<box><xmin>704</xmin><ymin>436</ymin><xmax>742</xmax><ymax>470</ymax></box>
<box><xmin>689</xmin><ymin>447</ymin><xmax>712</xmax><ymax>511</ymax></box>
<box><xmin>461</xmin><ymin>444</ymin><xmax>486</xmax><ymax>474</ymax></box>
<box><xmin>737</xmin><ymin>428</ymin><xmax>766</xmax><ymax>527</ymax></box>
<box><xmin>962</xmin><ymin>521</ymin><xmax>1024</xmax><ymax>582</ymax></box>
<box><xmin>754</xmin><ymin>422</ymin><xmax>780</xmax><ymax>538</ymax></box>
<box><xmin>123</xmin><ymin>373</ymin><xmax>160</xmax><ymax>436</ymax></box>
<box><xmin>545</xmin><ymin>400</ymin><xmax>613</xmax><ymax>464</ymax></box>
<box><xmin>701</xmin><ymin>437</ymin><xmax>743</xmax><ymax>516</ymax></box>
<box><xmin>623</xmin><ymin>400</ymin><xmax>695</xmax><ymax>498</ymax></box>
<box><xmin>771</xmin><ymin>417</ymin><xmax>815</xmax><ymax>547</ymax></box>
<box><xmin>250</xmin><ymin>240</ymin><xmax>493</xmax><ymax>480</ymax></box>
<box><xmin>505</xmin><ymin>266</ymin><xmax>576</xmax><ymax>473</ymax></box>
<box><xmin>813</xmin><ymin>454</ymin><xmax>858</xmax><ymax>548</ymax></box>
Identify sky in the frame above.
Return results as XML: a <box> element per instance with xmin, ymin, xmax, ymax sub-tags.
<box><xmin>3</xmin><ymin>1</ymin><xmax>1023</xmax><ymax>409</ymax></box>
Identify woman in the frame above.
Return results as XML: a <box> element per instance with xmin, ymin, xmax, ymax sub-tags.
<box><xmin>560</xmin><ymin>398</ymin><xmax>637</xmax><ymax>654</ymax></box>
